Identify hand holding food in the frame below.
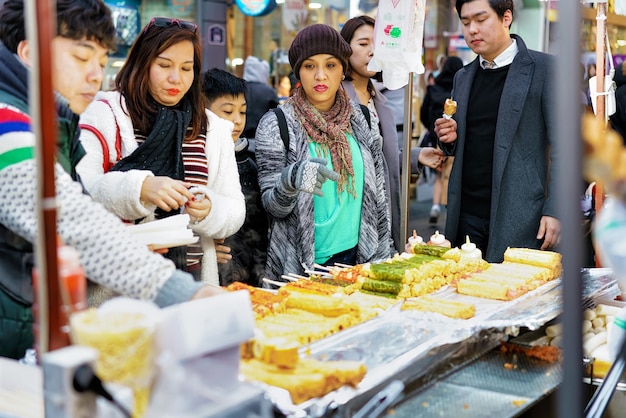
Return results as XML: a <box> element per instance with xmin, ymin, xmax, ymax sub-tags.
<box><xmin>434</xmin><ymin>117</ymin><xmax>457</xmax><ymax>144</ymax></box>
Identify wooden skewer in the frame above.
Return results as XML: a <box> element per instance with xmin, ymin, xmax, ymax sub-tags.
<box><xmin>334</xmin><ymin>263</ymin><xmax>354</xmax><ymax>268</ymax></box>
<box><xmin>262</xmin><ymin>278</ymin><xmax>286</xmax><ymax>287</ymax></box>
<box><xmin>288</xmin><ymin>273</ymin><xmax>311</xmax><ymax>280</ymax></box>
<box><xmin>313</xmin><ymin>263</ymin><xmax>333</xmax><ymax>271</ymax></box>
<box><xmin>304</xmin><ymin>269</ymin><xmax>330</xmax><ymax>278</ymax></box>
<box><xmin>280</xmin><ymin>275</ymin><xmax>299</xmax><ymax>282</ymax></box>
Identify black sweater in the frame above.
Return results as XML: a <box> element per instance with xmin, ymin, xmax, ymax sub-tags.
<box><xmin>461</xmin><ymin>65</ymin><xmax>509</xmax><ymax>218</ymax></box>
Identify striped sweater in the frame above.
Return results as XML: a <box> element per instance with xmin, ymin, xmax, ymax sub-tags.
<box><xmin>76</xmin><ymin>91</ymin><xmax>246</xmax><ymax>285</ymax></box>
<box><xmin>256</xmin><ymin>99</ymin><xmax>393</xmax><ymax>281</ymax></box>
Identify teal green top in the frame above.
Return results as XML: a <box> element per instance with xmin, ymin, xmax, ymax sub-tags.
<box><xmin>309</xmin><ymin>132</ymin><xmax>364</xmax><ymax>264</ymax></box>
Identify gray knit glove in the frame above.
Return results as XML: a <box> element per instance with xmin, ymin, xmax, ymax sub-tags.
<box><xmin>281</xmin><ymin>158</ymin><xmax>339</xmax><ymax>197</ymax></box>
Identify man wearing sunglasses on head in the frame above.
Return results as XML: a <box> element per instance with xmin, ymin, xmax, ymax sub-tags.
<box><xmin>77</xmin><ymin>17</ymin><xmax>245</xmax><ymax>287</ymax></box>
<box><xmin>0</xmin><ymin>0</ymin><xmax>224</xmax><ymax>360</ymax></box>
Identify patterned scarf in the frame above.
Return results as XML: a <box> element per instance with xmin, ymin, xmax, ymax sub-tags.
<box><xmin>291</xmin><ymin>86</ymin><xmax>355</xmax><ymax>196</ymax></box>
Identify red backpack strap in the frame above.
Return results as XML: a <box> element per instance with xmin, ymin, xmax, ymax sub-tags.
<box><xmin>98</xmin><ymin>99</ymin><xmax>122</xmax><ymax>163</ymax></box>
<box><xmin>79</xmin><ymin>123</ymin><xmax>113</xmax><ymax>172</ymax></box>
<box><xmin>78</xmin><ymin>99</ymin><xmax>122</xmax><ymax>172</ymax></box>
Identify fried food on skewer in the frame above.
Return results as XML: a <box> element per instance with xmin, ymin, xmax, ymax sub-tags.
<box><xmin>443</xmin><ymin>98</ymin><xmax>457</xmax><ymax>118</ymax></box>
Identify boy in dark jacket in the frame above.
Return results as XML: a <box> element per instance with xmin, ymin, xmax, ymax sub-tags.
<box><xmin>202</xmin><ymin>69</ymin><xmax>268</xmax><ymax>287</ymax></box>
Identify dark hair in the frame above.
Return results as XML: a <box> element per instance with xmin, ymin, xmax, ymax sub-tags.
<box><xmin>201</xmin><ymin>68</ymin><xmax>247</xmax><ymax>104</ymax></box>
<box><xmin>115</xmin><ymin>19</ymin><xmax>207</xmax><ymax>140</ymax></box>
<box><xmin>455</xmin><ymin>0</ymin><xmax>515</xmax><ymax>24</ymax></box>
<box><xmin>435</xmin><ymin>56</ymin><xmax>463</xmax><ymax>89</ymax></box>
<box><xmin>339</xmin><ymin>16</ymin><xmax>382</xmax><ymax>92</ymax></box>
<box><xmin>0</xmin><ymin>0</ymin><xmax>116</xmax><ymax>53</ymax></box>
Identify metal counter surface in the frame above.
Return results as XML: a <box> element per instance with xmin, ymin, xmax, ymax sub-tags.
<box><xmin>389</xmin><ymin>348</ymin><xmax>563</xmax><ymax>418</ymax></box>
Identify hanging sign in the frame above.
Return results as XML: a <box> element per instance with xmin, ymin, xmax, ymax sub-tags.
<box><xmin>236</xmin><ymin>0</ymin><xmax>277</xmax><ymax>17</ymax></box>
<box><xmin>207</xmin><ymin>24</ymin><xmax>226</xmax><ymax>46</ymax></box>
<box><xmin>282</xmin><ymin>0</ymin><xmax>308</xmax><ymax>32</ymax></box>
<box><xmin>369</xmin><ymin>0</ymin><xmax>426</xmax><ymax>89</ymax></box>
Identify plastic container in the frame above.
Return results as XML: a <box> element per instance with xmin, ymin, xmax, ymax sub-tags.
<box><xmin>427</xmin><ymin>231</ymin><xmax>451</xmax><ymax>248</ymax></box>
<box><xmin>32</xmin><ymin>239</ymin><xmax>87</xmax><ymax>351</ymax></box>
<box><xmin>460</xmin><ymin>235</ymin><xmax>482</xmax><ymax>260</ymax></box>
<box><xmin>405</xmin><ymin>230</ymin><xmax>424</xmax><ymax>253</ymax></box>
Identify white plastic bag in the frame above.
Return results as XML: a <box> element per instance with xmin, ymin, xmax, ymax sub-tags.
<box><xmin>589</xmin><ymin>73</ymin><xmax>616</xmax><ymax>116</ymax></box>
<box><xmin>369</xmin><ymin>0</ymin><xmax>426</xmax><ymax>90</ymax></box>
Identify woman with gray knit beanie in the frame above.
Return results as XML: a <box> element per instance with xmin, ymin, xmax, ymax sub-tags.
<box><xmin>255</xmin><ymin>23</ymin><xmax>394</xmax><ymax>282</ymax></box>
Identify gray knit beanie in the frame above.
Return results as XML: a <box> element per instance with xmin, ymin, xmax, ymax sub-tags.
<box><xmin>288</xmin><ymin>24</ymin><xmax>352</xmax><ymax>80</ymax></box>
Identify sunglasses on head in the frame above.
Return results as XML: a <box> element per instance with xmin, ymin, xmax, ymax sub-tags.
<box><xmin>144</xmin><ymin>17</ymin><xmax>197</xmax><ymax>34</ymax></box>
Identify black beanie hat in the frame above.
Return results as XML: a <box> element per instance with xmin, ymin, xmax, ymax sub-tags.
<box><xmin>289</xmin><ymin>24</ymin><xmax>352</xmax><ymax>80</ymax></box>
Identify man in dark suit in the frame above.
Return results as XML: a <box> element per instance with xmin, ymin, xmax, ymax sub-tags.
<box><xmin>434</xmin><ymin>0</ymin><xmax>560</xmax><ymax>262</ymax></box>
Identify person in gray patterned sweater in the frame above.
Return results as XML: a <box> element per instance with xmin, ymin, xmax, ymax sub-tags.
<box><xmin>0</xmin><ymin>0</ymin><xmax>222</xmax><ymax>360</ymax></box>
<box><xmin>256</xmin><ymin>24</ymin><xmax>394</xmax><ymax>282</ymax></box>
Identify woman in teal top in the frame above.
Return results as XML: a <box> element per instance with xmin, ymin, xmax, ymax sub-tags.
<box><xmin>255</xmin><ymin>24</ymin><xmax>393</xmax><ymax>281</ymax></box>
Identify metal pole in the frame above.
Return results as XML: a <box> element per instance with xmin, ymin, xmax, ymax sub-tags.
<box><xmin>400</xmin><ymin>74</ymin><xmax>414</xmax><ymax>246</ymax></box>
<box><xmin>556</xmin><ymin>0</ymin><xmax>583</xmax><ymax>417</ymax></box>
<box><xmin>26</xmin><ymin>0</ymin><xmax>67</xmax><ymax>354</ymax></box>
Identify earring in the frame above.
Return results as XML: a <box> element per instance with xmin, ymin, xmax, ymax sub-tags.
<box><xmin>342</xmin><ymin>75</ymin><xmax>345</xmax><ymax>80</ymax></box>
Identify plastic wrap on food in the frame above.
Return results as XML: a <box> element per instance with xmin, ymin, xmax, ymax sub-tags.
<box><xmin>581</xmin><ymin>268</ymin><xmax>621</xmax><ymax>301</ymax></box>
<box><xmin>257</xmin><ymin>268</ymin><xmax>619</xmax><ymax>417</ymax></box>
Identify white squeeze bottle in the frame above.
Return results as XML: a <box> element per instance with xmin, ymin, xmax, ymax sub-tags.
<box><xmin>405</xmin><ymin>230</ymin><xmax>424</xmax><ymax>253</ymax></box>
<box><xmin>608</xmin><ymin>306</ymin><xmax>626</xmax><ymax>363</ymax></box>
<box><xmin>427</xmin><ymin>231</ymin><xmax>451</xmax><ymax>248</ymax></box>
<box><xmin>460</xmin><ymin>235</ymin><xmax>482</xmax><ymax>260</ymax></box>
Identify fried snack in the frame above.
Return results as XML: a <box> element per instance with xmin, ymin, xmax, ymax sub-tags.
<box><xmin>409</xmin><ymin>243</ymin><xmax>452</xmax><ymax>258</ymax></box>
<box><xmin>361</xmin><ymin>278</ymin><xmax>403</xmax><ymax>295</ymax></box>
<box><xmin>252</xmin><ymin>336</ymin><xmax>300</xmax><ymax>369</ymax></box>
<box><xmin>347</xmin><ymin>291</ymin><xmax>397</xmax><ymax>311</ymax></box>
<box><xmin>279</xmin><ymin>280</ymin><xmax>345</xmax><ymax>296</ymax></box>
<box><xmin>255</xmin><ymin>309</ymin><xmax>359</xmax><ymax>345</ymax></box>
<box><xmin>456</xmin><ymin>278</ymin><xmax>522</xmax><ymax>300</ymax></box>
<box><xmin>402</xmin><ymin>295</ymin><xmax>476</xmax><ymax>319</ymax></box>
<box><xmin>240</xmin><ymin>357</ymin><xmax>367</xmax><ymax>405</ymax></box>
<box><xmin>443</xmin><ymin>98</ymin><xmax>457</xmax><ymax>118</ymax></box>
<box><xmin>283</xmin><ymin>291</ymin><xmax>360</xmax><ymax>317</ymax></box>
<box><xmin>226</xmin><ymin>281</ymin><xmax>284</xmax><ymax>319</ymax></box>
<box><xmin>503</xmin><ymin>247</ymin><xmax>562</xmax><ymax>278</ymax></box>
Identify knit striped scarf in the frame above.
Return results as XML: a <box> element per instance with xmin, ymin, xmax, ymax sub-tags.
<box><xmin>291</xmin><ymin>86</ymin><xmax>355</xmax><ymax>196</ymax></box>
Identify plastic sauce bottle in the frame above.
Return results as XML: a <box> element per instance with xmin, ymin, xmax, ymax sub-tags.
<box><xmin>32</xmin><ymin>239</ymin><xmax>87</xmax><ymax>348</ymax></box>
<box><xmin>405</xmin><ymin>230</ymin><xmax>424</xmax><ymax>253</ymax></box>
<box><xmin>427</xmin><ymin>231</ymin><xmax>451</xmax><ymax>248</ymax></box>
<box><xmin>460</xmin><ymin>235</ymin><xmax>482</xmax><ymax>260</ymax></box>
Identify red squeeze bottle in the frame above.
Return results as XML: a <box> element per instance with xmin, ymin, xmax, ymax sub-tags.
<box><xmin>32</xmin><ymin>239</ymin><xmax>87</xmax><ymax>352</ymax></box>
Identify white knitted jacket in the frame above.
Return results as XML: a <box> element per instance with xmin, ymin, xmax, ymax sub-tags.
<box><xmin>77</xmin><ymin>91</ymin><xmax>245</xmax><ymax>285</ymax></box>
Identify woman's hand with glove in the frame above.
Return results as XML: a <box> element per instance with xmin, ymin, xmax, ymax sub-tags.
<box><xmin>281</xmin><ymin>158</ymin><xmax>339</xmax><ymax>196</ymax></box>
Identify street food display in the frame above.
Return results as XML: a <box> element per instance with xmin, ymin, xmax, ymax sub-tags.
<box><xmin>34</xmin><ymin>237</ymin><xmax>617</xmax><ymax>417</ymax></box>
<box><xmin>224</xmin><ymin>244</ymin><xmax>579</xmax><ymax>412</ymax></box>
<box><xmin>240</xmin><ymin>357</ymin><xmax>367</xmax><ymax>405</ymax></box>
<box><xmin>401</xmin><ymin>295</ymin><xmax>476</xmax><ymax>319</ymax></box>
